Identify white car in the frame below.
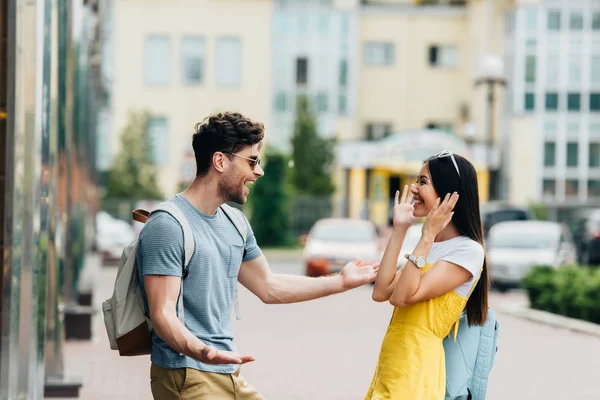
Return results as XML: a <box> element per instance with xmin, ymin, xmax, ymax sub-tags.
<box><xmin>303</xmin><ymin>218</ymin><xmax>380</xmax><ymax>276</ymax></box>
<box><xmin>487</xmin><ymin>220</ymin><xmax>577</xmax><ymax>291</ymax></box>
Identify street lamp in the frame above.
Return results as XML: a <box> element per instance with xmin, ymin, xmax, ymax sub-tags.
<box><xmin>475</xmin><ymin>55</ymin><xmax>507</xmax><ymax>201</ymax></box>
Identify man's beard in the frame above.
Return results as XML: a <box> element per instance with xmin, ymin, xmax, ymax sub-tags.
<box><xmin>218</xmin><ymin>175</ymin><xmax>245</xmax><ymax>204</ymax></box>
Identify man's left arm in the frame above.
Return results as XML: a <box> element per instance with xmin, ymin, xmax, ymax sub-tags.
<box><xmin>237</xmin><ymin>254</ymin><xmax>379</xmax><ymax>304</ymax></box>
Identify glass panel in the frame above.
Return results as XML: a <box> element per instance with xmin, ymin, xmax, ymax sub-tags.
<box><xmin>181</xmin><ymin>37</ymin><xmax>204</xmax><ymax>84</ymax></box>
<box><xmin>593</xmin><ymin>12</ymin><xmax>600</xmax><ymax>30</ymax></box>
<box><xmin>144</xmin><ymin>36</ymin><xmax>171</xmax><ymax>85</ymax></box>
<box><xmin>526</xmin><ymin>8</ymin><xmax>537</xmax><ymax>31</ymax></box>
<box><xmin>216</xmin><ymin>37</ymin><xmax>241</xmax><ymax>87</ymax></box>
<box><xmin>570</xmin><ymin>11</ymin><xmax>584</xmax><ymax>30</ymax></box>
<box><xmin>525</xmin><ymin>93</ymin><xmax>535</xmax><ymax>110</ymax></box>
<box><xmin>592</xmin><ymin>56</ymin><xmax>600</xmax><ymax>84</ymax></box>
<box><xmin>544</xmin><ymin>142</ymin><xmax>556</xmax><ymax>166</ymax></box>
<box><xmin>568</xmin><ymin>93</ymin><xmax>581</xmax><ymax>111</ymax></box>
<box><xmin>543</xmin><ymin>179</ymin><xmax>556</xmax><ymax>196</ymax></box>
<box><xmin>364</xmin><ymin>42</ymin><xmax>394</xmax><ymax>66</ymax></box>
<box><xmin>338</xmin><ymin>93</ymin><xmax>347</xmax><ymax>115</ymax></box>
<box><xmin>339</xmin><ymin>60</ymin><xmax>348</xmax><ymax>86</ymax></box>
<box><xmin>148</xmin><ymin>117</ymin><xmax>168</xmax><ymax>165</ymax></box>
<box><xmin>567</xmin><ymin>142</ymin><xmax>579</xmax><ymax>167</ymax></box>
<box><xmin>566</xmin><ymin>180</ymin><xmax>579</xmax><ymax>196</ymax></box>
<box><xmin>589</xmin><ymin>143</ymin><xmax>600</xmax><ymax>167</ymax></box>
<box><xmin>316</xmin><ymin>92</ymin><xmax>328</xmax><ymax>113</ymax></box>
<box><xmin>546</xmin><ymin>55</ymin><xmax>559</xmax><ymax>84</ymax></box>
<box><xmin>591</xmin><ymin>93</ymin><xmax>600</xmax><ymax>111</ymax></box>
<box><xmin>569</xmin><ymin>57</ymin><xmax>581</xmax><ymax>84</ymax></box>
<box><xmin>545</xmin><ymin>92</ymin><xmax>559</xmax><ymax>110</ymax></box>
<box><xmin>547</xmin><ymin>10</ymin><xmax>561</xmax><ymax>31</ymax></box>
<box><xmin>274</xmin><ymin>92</ymin><xmax>286</xmax><ymax>112</ymax></box>
<box><xmin>525</xmin><ymin>55</ymin><xmax>536</xmax><ymax>83</ymax></box>
<box><xmin>589</xmin><ymin>180</ymin><xmax>600</xmax><ymax>197</ymax></box>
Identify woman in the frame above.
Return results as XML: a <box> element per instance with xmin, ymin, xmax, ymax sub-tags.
<box><xmin>366</xmin><ymin>151</ymin><xmax>489</xmax><ymax>400</ymax></box>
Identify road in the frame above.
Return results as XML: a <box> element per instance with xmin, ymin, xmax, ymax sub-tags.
<box><xmin>60</xmin><ymin>259</ymin><xmax>600</xmax><ymax>400</ymax></box>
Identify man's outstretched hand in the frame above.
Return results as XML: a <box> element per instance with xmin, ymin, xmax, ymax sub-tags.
<box><xmin>339</xmin><ymin>260</ymin><xmax>380</xmax><ymax>290</ymax></box>
<box><xmin>196</xmin><ymin>346</ymin><xmax>255</xmax><ymax>365</ymax></box>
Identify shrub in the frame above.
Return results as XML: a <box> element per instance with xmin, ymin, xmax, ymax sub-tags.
<box><xmin>523</xmin><ymin>265</ymin><xmax>600</xmax><ymax>324</ymax></box>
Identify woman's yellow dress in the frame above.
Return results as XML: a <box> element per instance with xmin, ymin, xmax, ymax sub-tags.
<box><xmin>365</xmin><ymin>264</ymin><xmax>474</xmax><ymax>400</ymax></box>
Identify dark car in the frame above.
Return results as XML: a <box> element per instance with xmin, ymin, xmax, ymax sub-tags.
<box><xmin>569</xmin><ymin>208</ymin><xmax>600</xmax><ymax>265</ymax></box>
<box><xmin>481</xmin><ymin>202</ymin><xmax>533</xmax><ymax>238</ymax></box>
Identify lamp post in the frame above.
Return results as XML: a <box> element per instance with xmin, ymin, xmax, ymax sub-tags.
<box><xmin>475</xmin><ymin>55</ymin><xmax>507</xmax><ymax>201</ymax></box>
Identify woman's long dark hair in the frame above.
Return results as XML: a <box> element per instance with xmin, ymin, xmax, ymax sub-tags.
<box><xmin>427</xmin><ymin>153</ymin><xmax>489</xmax><ymax>326</ymax></box>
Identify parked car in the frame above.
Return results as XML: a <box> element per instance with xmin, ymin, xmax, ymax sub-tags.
<box><xmin>481</xmin><ymin>202</ymin><xmax>533</xmax><ymax>238</ymax></box>
<box><xmin>487</xmin><ymin>221</ymin><xmax>577</xmax><ymax>291</ymax></box>
<box><xmin>303</xmin><ymin>218</ymin><xmax>380</xmax><ymax>277</ymax></box>
<box><xmin>96</xmin><ymin>211</ymin><xmax>137</xmax><ymax>262</ymax></box>
<box><xmin>569</xmin><ymin>208</ymin><xmax>600</xmax><ymax>265</ymax></box>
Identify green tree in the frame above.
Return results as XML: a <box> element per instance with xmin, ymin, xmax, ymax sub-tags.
<box><xmin>250</xmin><ymin>150</ymin><xmax>290</xmax><ymax>246</ymax></box>
<box><xmin>291</xmin><ymin>95</ymin><xmax>336</xmax><ymax>196</ymax></box>
<box><xmin>103</xmin><ymin>110</ymin><xmax>163</xmax><ymax>201</ymax></box>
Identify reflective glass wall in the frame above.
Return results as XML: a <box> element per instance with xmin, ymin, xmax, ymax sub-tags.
<box><xmin>1</xmin><ymin>0</ymin><xmax>100</xmax><ymax>398</ymax></box>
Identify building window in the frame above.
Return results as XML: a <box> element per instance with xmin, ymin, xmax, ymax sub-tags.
<box><xmin>274</xmin><ymin>92</ymin><xmax>286</xmax><ymax>112</ymax></box>
<box><xmin>338</xmin><ymin>94</ymin><xmax>347</xmax><ymax>115</ymax></box>
<box><xmin>181</xmin><ymin>37</ymin><xmax>205</xmax><ymax>84</ymax></box>
<box><xmin>544</xmin><ymin>121</ymin><xmax>557</xmax><ymax>138</ymax></box>
<box><xmin>569</xmin><ymin>57</ymin><xmax>581</xmax><ymax>84</ymax></box>
<box><xmin>365</xmin><ymin>123</ymin><xmax>392</xmax><ymax>141</ymax></box>
<box><xmin>364</xmin><ymin>42</ymin><xmax>394</xmax><ymax>66</ymax></box>
<box><xmin>544</xmin><ymin>142</ymin><xmax>556</xmax><ymax>167</ymax></box>
<box><xmin>592</xmin><ymin>123</ymin><xmax>600</xmax><ymax>137</ymax></box>
<box><xmin>567</xmin><ymin>142</ymin><xmax>579</xmax><ymax>167</ymax></box>
<box><xmin>545</xmin><ymin>92</ymin><xmax>559</xmax><ymax>111</ymax></box>
<box><xmin>296</xmin><ymin>57</ymin><xmax>308</xmax><ymax>84</ymax></box>
<box><xmin>316</xmin><ymin>92</ymin><xmax>328</xmax><ymax>113</ymax></box>
<box><xmin>297</xmin><ymin>13</ymin><xmax>309</xmax><ymax>35</ymax></box>
<box><xmin>524</xmin><ymin>93</ymin><xmax>535</xmax><ymax>111</ymax></box>
<box><xmin>592</xmin><ymin>56</ymin><xmax>600</xmax><ymax>84</ymax></box>
<box><xmin>590</xmin><ymin>143</ymin><xmax>600</xmax><ymax>167</ymax></box>
<box><xmin>546</xmin><ymin>54</ymin><xmax>559</xmax><ymax>84</ymax></box>
<box><xmin>589</xmin><ymin>180</ymin><xmax>600</xmax><ymax>197</ymax></box>
<box><xmin>525</xmin><ymin>55</ymin><xmax>536</xmax><ymax>83</ymax></box>
<box><xmin>568</xmin><ymin>123</ymin><xmax>580</xmax><ymax>138</ymax></box>
<box><xmin>593</xmin><ymin>12</ymin><xmax>600</xmax><ymax>30</ymax></box>
<box><xmin>566</xmin><ymin>180</ymin><xmax>579</xmax><ymax>197</ymax></box>
<box><xmin>525</xmin><ymin>8</ymin><xmax>537</xmax><ymax>31</ymax></box>
<box><xmin>543</xmin><ymin>179</ymin><xmax>556</xmax><ymax>197</ymax></box>
<box><xmin>426</xmin><ymin>122</ymin><xmax>453</xmax><ymax>134</ymax></box>
<box><xmin>339</xmin><ymin>60</ymin><xmax>348</xmax><ymax>86</ymax></box>
<box><xmin>148</xmin><ymin>117</ymin><xmax>168</xmax><ymax>165</ymax></box>
<box><xmin>428</xmin><ymin>45</ymin><xmax>458</xmax><ymax>68</ymax></box>
<box><xmin>216</xmin><ymin>37</ymin><xmax>241</xmax><ymax>87</ymax></box>
<box><xmin>591</xmin><ymin>93</ymin><xmax>600</xmax><ymax>111</ymax></box>
<box><xmin>318</xmin><ymin>14</ymin><xmax>329</xmax><ymax>34</ymax></box>
<box><xmin>144</xmin><ymin>36</ymin><xmax>171</xmax><ymax>85</ymax></box>
<box><xmin>569</xmin><ymin>11</ymin><xmax>584</xmax><ymax>30</ymax></box>
<box><xmin>568</xmin><ymin>93</ymin><xmax>581</xmax><ymax>111</ymax></box>
<box><xmin>547</xmin><ymin>10</ymin><xmax>561</xmax><ymax>31</ymax></box>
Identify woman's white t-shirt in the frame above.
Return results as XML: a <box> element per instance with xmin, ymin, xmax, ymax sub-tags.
<box><xmin>426</xmin><ymin>236</ymin><xmax>485</xmax><ymax>298</ymax></box>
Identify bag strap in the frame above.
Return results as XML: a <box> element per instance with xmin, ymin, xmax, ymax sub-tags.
<box><xmin>219</xmin><ymin>204</ymin><xmax>248</xmax><ymax>320</ymax></box>
<box><xmin>147</xmin><ymin>202</ymin><xmax>195</xmax><ymax>326</ymax></box>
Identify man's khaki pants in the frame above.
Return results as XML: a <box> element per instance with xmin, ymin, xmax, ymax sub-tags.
<box><xmin>150</xmin><ymin>364</ymin><xmax>265</xmax><ymax>399</ymax></box>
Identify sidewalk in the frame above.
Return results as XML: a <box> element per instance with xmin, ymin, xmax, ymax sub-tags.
<box><xmin>57</xmin><ymin>262</ymin><xmax>152</xmax><ymax>400</ymax></box>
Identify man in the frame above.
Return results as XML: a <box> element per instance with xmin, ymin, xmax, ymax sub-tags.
<box><xmin>138</xmin><ymin>112</ymin><xmax>379</xmax><ymax>399</ymax></box>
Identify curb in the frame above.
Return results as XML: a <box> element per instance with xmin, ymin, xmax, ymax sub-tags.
<box><xmin>498</xmin><ymin>302</ymin><xmax>600</xmax><ymax>338</ymax></box>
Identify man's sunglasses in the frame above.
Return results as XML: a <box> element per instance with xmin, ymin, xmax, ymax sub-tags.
<box><xmin>228</xmin><ymin>152</ymin><xmax>262</xmax><ymax>169</ymax></box>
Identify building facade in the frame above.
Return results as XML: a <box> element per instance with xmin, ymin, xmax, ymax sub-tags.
<box><xmin>504</xmin><ymin>0</ymin><xmax>600</xmax><ymax>214</ymax></box>
<box><xmin>110</xmin><ymin>0</ymin><xmax>273</xmax><ymax>196</ymax></box>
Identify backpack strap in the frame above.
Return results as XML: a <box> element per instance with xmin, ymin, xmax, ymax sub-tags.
<box><xmin>219</xmin><ymin>204</ymin><xmax>248</xmax><ymax>320</ymax></box>
<box><xmin>151</xmin><ymin>202</ymin><xmax>195</xmax><ymax>326</ymax></box>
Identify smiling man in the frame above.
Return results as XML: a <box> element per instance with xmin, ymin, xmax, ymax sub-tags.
<box><xmin>137</xmin><ymin>112</ymin><xmax>379</xmax><ymax>399</ymax></box>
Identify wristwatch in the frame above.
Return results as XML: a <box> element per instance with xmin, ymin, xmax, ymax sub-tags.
<box><xmin>405</xmin><ymin>254</ymin><xmax>427</xmax><ymax>268</ymax></box>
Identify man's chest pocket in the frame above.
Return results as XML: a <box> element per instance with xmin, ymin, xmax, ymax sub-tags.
<box><xmin>227</xmin><ymin>244</ymin><xmax>245</xmax><ymax>278</ymax></box>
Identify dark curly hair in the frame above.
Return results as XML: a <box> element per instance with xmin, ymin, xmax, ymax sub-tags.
<box><xmin>192</xmin><ymin>112</ymin><xmax>265</xmax><ymax>177</ymax></box>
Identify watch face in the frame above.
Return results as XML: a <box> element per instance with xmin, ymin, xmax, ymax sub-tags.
<box><xmin>416</xmin><ymin>257</ymin><xmax>426</xmax><ymax>268</ymax></box>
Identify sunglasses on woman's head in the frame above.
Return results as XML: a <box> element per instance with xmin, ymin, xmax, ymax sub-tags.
<box><xmin>428</xmin><ymin>150</ymin><xmax>460</xmax><ymax>177</ymax></box>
